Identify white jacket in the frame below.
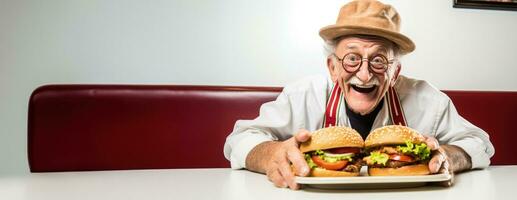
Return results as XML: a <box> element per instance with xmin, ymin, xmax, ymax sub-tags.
<box><xmin>223</xmin><ymin>74</ymin><xmax>495</xmax><ymax>169</ymax></box>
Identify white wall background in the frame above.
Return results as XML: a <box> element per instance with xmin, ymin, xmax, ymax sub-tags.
<box><xmin>1</xmin><ymin>0</ymin><xmax>517</xmax><ymax>174</ymax></box>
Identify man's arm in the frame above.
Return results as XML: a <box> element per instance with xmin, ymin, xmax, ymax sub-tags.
<box><xmin>223</xmin><ymin>91</ymin><xmax>295</xmax><ymax>170</ymax></box>
<box><xmin>441</xmin><ymin>144</ymin><xmax>472</xmax><ymax>173</ymax></box>
<box><xmin>426</xmin><ymin>137</ymin><xmax>471</xmax><ymax>174</ymax></box>
<box><xmin>224</xmin><ymin>76</ymin><xmax>327</xmax><ymax>171</ymax></box>
<box><xmin>245</xmin><ymin>130</ymin><xmax>311</xmax><ymax>190</ymax></box>
<box><xmin>245</xmin><ymin>141</ymin><xmax>276</xmax><ymax>174</ymax></box>
<box><xmin>433</xmin><ymin>97</ymin><xmax>494</xmax><ymax>170</ymax></box>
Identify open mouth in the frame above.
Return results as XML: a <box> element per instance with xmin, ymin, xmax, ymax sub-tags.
<box><xmin>350</xmin><ymin>84</ymin><xmax>377</xmax><ymax>94</ymax></box>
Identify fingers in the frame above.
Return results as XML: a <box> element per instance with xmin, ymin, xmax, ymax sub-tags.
<box><xmin>287</xmin><ymin>147</ymin><xmax>310</xmax><ymax>177</ymax></box>
<box><xmin>265</xmin><ymin>129</ymin><xmax>312</xmax><ymax>190</ymax></box>
<box><xmin>428</xmin><ymin>148</ymin><xmax>454</xmax><ymax>187</ymax></box>
<box><xmin>434</xmin><ymin>160</ymin><xmax>455</xmax><ymax>187</ymax></box>
<box><xmin>429</xmin><ymin>149</ymin><xmax>446</xmax><ymax>173</ymax></box>
<box><xmin>266</xmin><ymin>140</ymin><xmax>305</xmax><ymax>190</ymax></box>
<box><xmin>266</xmin><ymin>168</ymin><xmax>287</xmax><ymax>188</ymax></box>
<box><xmin>291</xmin><ymin>129</ymin><xmax>311</xmax><ymax>176</ymax></box>
<box><xmin>277</xmin><ymin>157</ymin><xmax>299</xmax><ymax>190</ymax></box>
<box><xmin>439</xmin><ymin>157</ymin><xmax>451</xmax><ymax>174</ymax></box>
<box><xmin>294</xmin><ymin>129</ymin><xmax>311</xmax><ymax>143</ymax></box>
<box><xmin>442</xmin><ymin>166</ymin><xmax>454</xmax><ymax>187</ymax></box>
<box><xmin>423</xmin><ymin>135</ymin><xmax>440</xmax><ymax>150</ymax></box>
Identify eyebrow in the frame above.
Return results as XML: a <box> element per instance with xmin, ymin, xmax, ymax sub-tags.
<box><xmin>345</xmin><ymin>44</ymin><xmax>390</xmax><ymax>55</ymax></box>
<box><xmin>345</xmin><ymin>44</ymin><xmax>360</xmax><ymax>50</ymax></box>
<box><xmin>374</xmin><ymin>47</ymin><xmax>389</xmax><ymax>54</ymax></box>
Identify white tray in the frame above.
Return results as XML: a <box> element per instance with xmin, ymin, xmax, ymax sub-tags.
<box><xmin>295</xmin><ymin>169</ymin><xmax>451</xmax><ymax>189</ymax></box>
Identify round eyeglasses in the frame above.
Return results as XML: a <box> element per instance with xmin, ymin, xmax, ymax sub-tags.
<box><xmin>332</xmin><ymin>53</ymin><xmax>395</xmax><ymax>74</ymax></box>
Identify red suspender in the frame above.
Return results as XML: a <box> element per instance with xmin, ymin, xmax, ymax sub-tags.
<box><xmin>323</xmin><ymin>85</ymin><xmax>407</xmax><ymax>128</ymax></box>
<box><xmin>386</xmin><ymin>86</ymin><xmax>407</xmax><ymax>126</ymax></box>
<box><xmin>323</xmin><ymin>84</ymin><xmax>342</xmax><ymax>127</ymax></box>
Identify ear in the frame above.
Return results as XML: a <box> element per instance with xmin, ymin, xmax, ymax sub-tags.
<box><xmin>327</xmin><ymin>57</ymin><xmax>339</xmax><ymax>82</ymax></box>
<box><xmin>390</xmin><ymin>63</ymin><xmax>401</xmax><ymax>87</ymax></box>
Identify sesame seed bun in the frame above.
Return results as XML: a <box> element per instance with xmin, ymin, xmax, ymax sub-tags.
<box><xmin>299</xmin><ymin>126</ymin><xmax>364</xmax><ymax>153</ymax></box>
<box><xmin>368</xmin><ymin>163</ymin><xmax>430</xmax><ymax>176</ymax></box>
<box><xmin>364</xmin><ymin>125</ymin><xmax>431</xmax><ymax>176</ymax></box>
<box><xmin>364</xmin><ymin>125</ymin><xmax>425</xmax><ymax>148</ymax></box>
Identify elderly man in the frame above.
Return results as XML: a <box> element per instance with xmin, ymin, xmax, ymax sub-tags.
<box><xmin>223</xmin><ymin>0</ymin><xmax>494</xmax><ymax>190</ymax></box>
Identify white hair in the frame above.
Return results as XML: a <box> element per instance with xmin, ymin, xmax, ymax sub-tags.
<box><xmin>323</xmin><ymin>39</ymin><xmax>338</xmax><ymax>59</ymax></box>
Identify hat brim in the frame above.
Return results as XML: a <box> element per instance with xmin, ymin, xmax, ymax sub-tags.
<box><xmin>319</xmin><ymin>25</ymin><xmax>415</xmax><ymax>55</ymax></box>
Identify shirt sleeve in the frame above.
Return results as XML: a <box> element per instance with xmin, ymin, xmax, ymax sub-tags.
<box><xmin>434</xmin><ymin>98</ymin><xmax>495</xmax><ymax>169</ymax></box>
<box><xmin>223</xmin><ymin>90</ymin><xmax>296</xmax><ymax>169</ymax></box>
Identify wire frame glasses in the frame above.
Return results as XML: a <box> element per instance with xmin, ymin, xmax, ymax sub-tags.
<box><xmin>333</xmin><ymin>53</ymin><xmax>395</xmax><ymax>74</ymax></box>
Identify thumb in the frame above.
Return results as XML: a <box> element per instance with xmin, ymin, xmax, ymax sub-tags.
<box><xmin>294</xmin><ymin>129</ymin><xmax>311</xmax><ymax>144</ymax></box>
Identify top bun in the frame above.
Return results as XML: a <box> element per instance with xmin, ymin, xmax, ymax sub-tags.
<box><xmin>364</xmin><ymin>125</ymin><xmax>425</xmax><ymax>148</ymax></box>
<box><xmin>299</xmin><ymin>126</ymin><xmax>364</xmax><ymax>153</ymax></box>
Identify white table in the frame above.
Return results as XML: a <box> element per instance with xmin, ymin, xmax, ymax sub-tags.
<box><xmin>1</xmin><ymin>166</ymin><xmax>515</xmax><ymax>200</ymax></box>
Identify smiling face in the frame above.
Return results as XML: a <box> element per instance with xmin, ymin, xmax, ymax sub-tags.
<box><xmin>327</xmin><ymin>36</ymin><xmax>401</xmax><ymax>115</ymax></box>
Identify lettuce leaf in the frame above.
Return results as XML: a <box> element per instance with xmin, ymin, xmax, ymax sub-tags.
<box><xmin>314</xmin><ymin>149</ymin><xmax>325</xmax><ymax>156</ymax></box>
<box><xmin>369</xmin><ymin>151</ymin><xmax>389</xmax><ymax>166</ymax></box>
<box><xmin>304</xmin><ymin>153</ymin><xmax>318</xmax><ymax>169</ymax></box>
<box><xmin>397</xmin><ymin>140</ymin><xmax>431</xmax><ymax>161</ymax></box>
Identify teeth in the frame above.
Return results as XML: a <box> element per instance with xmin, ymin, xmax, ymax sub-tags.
<box><xmin>352</xmin><ymin>84</ymin><xmax>375</xmax><ymax>89</ymax></box>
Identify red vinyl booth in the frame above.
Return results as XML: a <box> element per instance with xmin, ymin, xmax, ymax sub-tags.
<box><xmin>28</xmin><ymin>85</ymin><xmax>517</xmax><ymax>172</ymax></box>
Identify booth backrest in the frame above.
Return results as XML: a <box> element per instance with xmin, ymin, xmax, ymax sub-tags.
<box><xmin>28</xmin><ymin>85</ymin><xmax>281</xmax><ymax>172</ymax></box>
<box><xmin>28</xmin><ymin>85</ymin><xmax>516</xmax><ymax>172</ymax></box>
<box><xmin>444</xmin><ymin>91</ymin><xmax>516</xmax><ymax>165</ymax></box>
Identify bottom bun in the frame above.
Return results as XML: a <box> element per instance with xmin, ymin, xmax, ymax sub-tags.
<box><xmin>310</xmin><ymin>167</ymin><xmax>360</xmax><ymax>177</ymax></box>
<box><xmin>368</xmin><ymin>163</ymin><xmax>430</xmax><ymax>176</ymax></box>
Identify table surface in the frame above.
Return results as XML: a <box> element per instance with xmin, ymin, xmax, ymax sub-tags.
<box><xmin>1</xmin><ymin>166</ymin><xmax>516</xmax><ymax>200</ymax></box>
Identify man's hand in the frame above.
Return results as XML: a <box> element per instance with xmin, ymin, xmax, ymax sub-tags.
<box><xmin>245</xmin><ymin>129</ymin><xmax>312</xmax><ymax>190</ymax></box>
<box><xmin>424</xmin><ymin>136</ymin><xmax>472</xmax><ymax>187</ymax></box>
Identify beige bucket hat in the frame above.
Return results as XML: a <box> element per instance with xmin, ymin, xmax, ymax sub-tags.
<box><xmin>319</xmin><ymin>0</ymin><xmax>415</xmax><ymax>54</ymax></box>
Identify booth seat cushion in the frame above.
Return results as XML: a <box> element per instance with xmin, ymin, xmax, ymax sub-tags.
<box><xmin>28</xmin><ymin>85</ymin><xmax>517</xmax><ymax>172</ymax></box>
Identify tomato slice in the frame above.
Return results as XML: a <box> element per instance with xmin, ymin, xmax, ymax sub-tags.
<box><xmin>311</xmin><ymin>156</ymin><xmax>348</xmax><ymax>170</ymax></box>
<box><xmin>389</xmin><ymin>154</ymin><xmax>414</xmax><ymax>162</ymax></box>
<box><xmin>327</xmin><ymin>147</ymin><xmax>361</xmax><ymax>154</ymax></box>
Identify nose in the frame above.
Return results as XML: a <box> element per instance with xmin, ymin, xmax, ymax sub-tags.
<box><xmin>355</xmin><ymin>58</ymin><xmax>373</xmax><ymax>83</ymax></box>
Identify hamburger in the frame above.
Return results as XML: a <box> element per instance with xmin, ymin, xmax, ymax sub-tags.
<box><xmin>363</xmin><ymin>125</ymin><xmax>431</xmax><ymax>176</ymax></box>
<box><xmin>299</xmin><ymin>126</ymin><xmax>364</xmax><ymax>177</ymax></box>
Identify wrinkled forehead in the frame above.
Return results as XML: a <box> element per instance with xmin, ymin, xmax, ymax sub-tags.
<box><xmin>336</xmin><ymin>35</ymin><xmax>396</xmax><ymax>54</ymax></box>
